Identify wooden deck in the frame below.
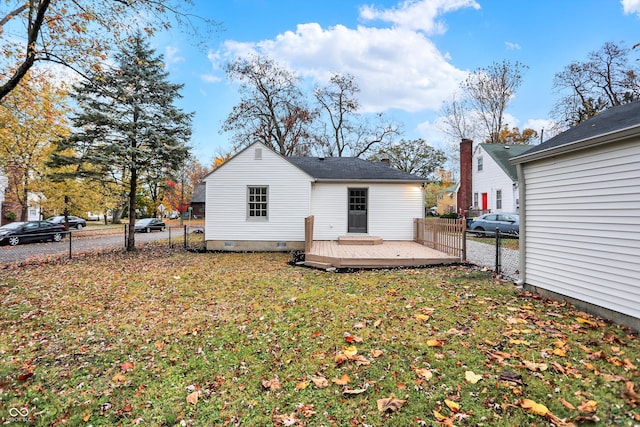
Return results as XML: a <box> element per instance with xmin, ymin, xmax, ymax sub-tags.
<box><xmin>304</xmin><ymin>239</ymin><xmax>461</xmax><ymax>270</ymax></box>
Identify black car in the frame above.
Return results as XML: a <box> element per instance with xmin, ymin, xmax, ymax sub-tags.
<box><xmin>46</xmin><ymin>215</ymin><xmax>87</xmax><ymax>230</ymax></box>
<box><xmin>134</xmin><ymin>218</ymin><xmax>166</xmax><ymax>232</ymax></box>
<box><xmin>0</xmin><ymin>221</ymin><xmax>67</xmax><ymax>246</ymax></box>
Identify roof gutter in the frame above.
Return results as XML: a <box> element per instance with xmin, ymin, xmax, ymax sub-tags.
<box><xmin>511</xmin><ymin>124</ymin><xmax>640</xmax><ymax>164</ymax></box>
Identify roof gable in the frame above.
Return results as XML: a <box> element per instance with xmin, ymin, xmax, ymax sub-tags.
<box><xmin>478</xmin><ymin>143</ymin><xmax>532</xmax><ymax>181</ymax></box>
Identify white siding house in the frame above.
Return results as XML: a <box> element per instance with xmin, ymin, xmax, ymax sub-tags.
<box><xmin>512</xmin><ymin>101</ymin><xmax>640</xmax><ymax>330</ymax></box>
<box><xmin>203</xmin><ymin>142</ymin><xmax>426</xmax><ymax>251</ymax></box>
<box><xmin>472</xmin><ymin>144</ymin><xmax>531</xmax><ymax>213</ymax></box>
<box><xmin>0</xmin><ymin>171</ymin><xmax>8</xmax><ymax>222</ymax></box>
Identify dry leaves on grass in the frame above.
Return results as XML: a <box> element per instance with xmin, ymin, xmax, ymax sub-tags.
<box><xmin>377</xmin><ymin>395</ymin><xmax>406</xmax><ymax>413</ymax></box>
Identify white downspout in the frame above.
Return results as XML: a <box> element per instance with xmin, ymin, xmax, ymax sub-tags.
<box><xmin>515</xmin><ymin>163</ymin><xmax>526</xmax><ymax>286</ymax></box>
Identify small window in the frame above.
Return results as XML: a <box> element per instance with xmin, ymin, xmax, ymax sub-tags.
<box><xmin>477</xmin><ymin>156</ymin><xmax>483</xmax><ymax>172</ymax></box>
<box><xmin>247</xmin><ymin>186</ymin><xmax>268</xmax><ymax>219</ymax></box>
<box><xmin>473</xmin><ymin>193</ymin><xmax>479</xmax><ymax>208</ymax></box>
<box><xmin>496</xmin><ymin>189</ymin><xmax>502</xmax><ymax>210</ymax></box>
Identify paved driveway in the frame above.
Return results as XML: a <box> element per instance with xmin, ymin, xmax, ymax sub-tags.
<box><xmin>0</xmin><ymin>227</ymin><xmax>185</xmax><ymax>266</ymax></box>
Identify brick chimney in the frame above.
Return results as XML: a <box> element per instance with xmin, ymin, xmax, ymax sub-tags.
<box><xmin>457</xmin><ymin>138</ymin><xmax>473</xmax><ymax>217</ymax></box>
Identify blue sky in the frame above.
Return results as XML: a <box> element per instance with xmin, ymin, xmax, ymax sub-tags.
<box><xmin>154</xmin><ymin>0</ymin><xmax>640</xmax><ymax>165</ymax></box>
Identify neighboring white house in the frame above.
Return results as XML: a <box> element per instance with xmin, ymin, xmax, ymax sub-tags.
<box><xmin>472</xmin><ymin>143</ymin><xmax>532</xmax><ymax>213</ymax></box>
<box><xmin>0</xmin><ymin>171</ymin><xmax>8</xmax><ymax>222</ymax></box>
<box><xmin>511</xmin><ymin>101</ymin><xmax>640</xmax><ymax>331</ymax></box>
<box><xmin>203</xmin><ymin>142</ymin><xmax>426</xmax><ymax>251</ymax></box>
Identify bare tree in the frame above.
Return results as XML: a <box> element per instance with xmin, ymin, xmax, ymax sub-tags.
<box><xmin>0</xmin><ymin>0</ymin><xmax>217</xmax><ymax>102</ymax></box>
<box><xmin>461</xmin><ymin>60</ymin><xmax>528</xmax><ymax>143</ymax></box>
<box><xmin>552</xmin><ymin>42</ymin><xmax>640</xmax><ymax>126</ymax></box>
<box><xmin>369</xmin><ymin>139</ymin><xmax>446</xmax><ymax>179</ymax></box>
<box><xmin>313</xmin><ymin>73</ymin><xmax>399</xmax><ymax>157</ymax></box>
<box><xmin>222</xmin><ymin>55</ymin><xmax>315</xmax><ymax>156</ymax></box>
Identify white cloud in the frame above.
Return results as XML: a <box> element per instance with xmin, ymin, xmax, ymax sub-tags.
<box><xmin>164</xmin><ymin>46</ymin><xmax>185</xmax><ymax>68</ymax></box>
<box><xmin>621</xmin><ymin>0</ymin><xmax>640</xmax><ymax>16</ymax></box>
<box><xmin>505</xmin><ymin>41</ymin><xmax>521</xmax><ymax>50</ymax></box>
<box><xmin>212</xmin><ymin>0</ymin><xmax>478</xmax><ymax>115</ymax></box>
<box><xmin>359</xmin><ymin>0</ymin><xmax>480</xmax><ymax>34</ymax></box>
<box><xmin>200</xmin><ymin>74</ymin><xmax>221</xmax><ymax>83</ymax></box>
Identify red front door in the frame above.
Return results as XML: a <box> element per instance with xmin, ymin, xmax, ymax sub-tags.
<box><xmin>481</xmin><ymin>193</ymin><xmax>488</xmax><ymax>210</ymax></box>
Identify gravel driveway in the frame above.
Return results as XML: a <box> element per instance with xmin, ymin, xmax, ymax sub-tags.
<box><xmin>466</xmin><ymin>239</ymin><xmax>520</xmax><ymax>282</ymax></box>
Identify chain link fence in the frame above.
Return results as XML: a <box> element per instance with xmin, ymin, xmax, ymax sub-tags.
<box><xmin>465</xmin><ymin>230</ymin><xmax>520</xmax><ymax>282</ymax></box>
<box><xmin>0</xmin><ymin>224</ymin><xmax>206</xmax><ymax>267</ymax></box>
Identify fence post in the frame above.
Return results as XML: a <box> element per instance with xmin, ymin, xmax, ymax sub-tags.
<box><xmin>461</xmin><ymin>218</ymin><xmax>467</xmax><ymax>261</ymax></box>
<box><xmin>124</xmin><ymin>224</ymin><xmax>127</xmax><ymax>248</ymax></box>
<box><xmin>495</xmin><ymin>227</ymin><xmax>501</xmax><ymax>275</ymax></box>
<box><xmin>183</xmin><ymin>225</ymin><xmax>187</xmax><ymax>249</ymax></box>
<box><xmin>68</xmin><ymin>230</ymin><xmax>72</xmax><ymax>259</ymax></box>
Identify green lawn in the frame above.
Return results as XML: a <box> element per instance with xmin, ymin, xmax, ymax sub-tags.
<box><xmin>1</xmin><ymin>246</ymin><xmax>638</xmax><ymax>426</ymax></box>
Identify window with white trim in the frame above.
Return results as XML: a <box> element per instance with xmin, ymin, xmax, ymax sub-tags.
<box><xmin>477</xmin><ymin>156</ymin><xmax>483</xmax><ymax>171</ymax></box>
<box><xmin>496</xmin><ymin>189</ymin><xmax>502</xmax><ymax>210</ymax></box>
<box><xmin>247</xmin><ymin>186</ymin><xmax>268</xmax><ymax>219</ymax></box>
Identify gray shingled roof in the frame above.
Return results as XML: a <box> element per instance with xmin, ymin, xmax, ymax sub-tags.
<box><xmin>513</xmin><ymin>101</ymin><xmax>640</xmax><ymax>162</ymax></box>
<box><xmin>191</xmin><ymin>183</ymin><xmax>206</xmax><ymax>203</ymax></box>
<box><xmin>480</xmin><ymin>143</ymin><xmax>533</xmax><ymax>181</ymax></box>
<box><xmin>288</xmin><ymin>156</ymin><xmax>425</xmax><ymax>182</ymax></box>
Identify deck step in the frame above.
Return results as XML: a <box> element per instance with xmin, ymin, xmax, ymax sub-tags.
<box><xmin>303</xmin><ymin>260</ymin><xmax>336</xmax><ymax>271</ymax></box>
<box><xmin>338</xmin><ymin>236</ymin><xmax>383</xmax><ymax>245</ymax></box>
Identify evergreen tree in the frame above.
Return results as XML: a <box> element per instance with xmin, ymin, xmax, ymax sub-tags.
<box><xmin>51</xmin><ymin>32</ymin><xmax>192</xmax><ymax>250</ymax></box>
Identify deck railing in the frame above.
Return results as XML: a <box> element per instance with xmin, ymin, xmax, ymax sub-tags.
<box><xmin>304</xmin><ymin>215</ymin><xmax>314</xmax><ymax>253</ymax></box>
<box><xmin>414</xmin><ymin>217</ymin><xmax>466</xmax><ymax>260</ymax></box>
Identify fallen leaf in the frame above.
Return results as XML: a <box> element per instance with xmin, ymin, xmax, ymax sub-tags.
<box><xmin>433</xmin><ymin>410</ymin><xmax>448</xmax><ymax>421</ymax></box>
<box><xmin>310</xmin><ymin>376</ymin><xmax>329</xmax><ymax>388</ymax></box>
<box><xmin>427</xmin><ymin>339</ymin><xmax>447</xmax><ymax>347</ymax></box>
<box><xmin>522</xmin><ymin>360</ymin><xmax>548</xmax><ymax>372</ymax></box>
<box><xmin>334</xmin><ymin>353</ymin><xmax>349</xmax><ymax>365</ymax></box>
<box><xmin>343</xmin><ymin>346</ymin><xmax>358</xmax><ymax>357</ymax></box>
<box><xmin>186</xmin><ymin>391</ymin><xmax>199</xmax><ymax>405</ymax></box>
<box><xmin>377</xmin><ymin>395</ymin><xmax>406</xmax><ymax>413</ymax></box>
<box><xmin>623</xmin><ymin>381</ymin><xmax>640</xmax><ymax>405</ymax></box>
<box><xmin>262</xmin><ymin>377</ymin><xmax>282</xmax><ymax>391</ymax></box>
<box><xmin>577</xmin><ymin>400</ymin><xmax>598</xmax><ymax>413</ymax></box>
<box><xmin>520</xmin><ymin>398</ymin><xmax>550</xmax><ymax>416</ymax></box>
<box><xmin>445</xmin><ymin>399</ymin><xmax>460</xmax><ymax>412</ymax></box>
<box><xmin>509</xmin><ymin>339</ymin><xmax>531</xmax><ymax>346</ymax></box>
<box><xmin>342</xmin><ymin>384</ymin><xmax>369</xmax><ymax>396</ymax></box>
<box><xmin>112</xmin><ymin>374</ymin><xmax>126</xmax><ymax>384</ymax></box>
<box><xmin>415</xmin><ymin>313</ymin><xmax>430</xmax><ymax>322</ymax></box>
<box><xmin>560</xmin><ymin>398</ymin><xmax>576</xmax><ymax>410</ymax></box>
<box><xmin>120</xmin><ymin>361</ymin><xmax>135</xmax><ymax>372</ymax></box>
<box><xmin>413</xmin><ymin>367</ymin><xmax>433</xmax><ymax>380</ymax></box>
<box><xmin>373</xmin><ymin>319</ymin><xmax>382</xmax><ymax>328</ymax></box>
<box><xmin>295</xmin><ymin>380</ymin><xmax>310</xmax><ymax>390</ymax></box>
<box><xmin>332</xmin><ymin>374</ymin><xmax>351</xmax><ymax>385</ymax></box>
<box><xmin>344</xmin><ymin>332</ymin><xmax>363</xmax><ymax>343</ymax></box>
<box><xmin>465</xmin><ymin>371</ymin><xmax>483</xmax><ymax>384</ymax></box>
<box><xmin>370</xmin><ymin>349</ymin><xmax>384</xmax><ymax>358</ymax></box>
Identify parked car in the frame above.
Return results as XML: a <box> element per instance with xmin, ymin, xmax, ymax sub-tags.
<box><xmin>0</xmin><ymin>221</ymin><xmax>67</xmax><ymax>246</ymax></box>
<box><xmin>134</xmin><ymin>218</ymin><xmax>166</xmax><ymax>233</ymax></box>
<box><xmin>46</xmin><ymin>215</ymin><xmax>87</xmax><ymax>230</ymax></box>
<box><xmin>469</xmin><ymin>213</ymin><xmax>519</xmax><ymax>237</ymax></box>
<box><xmin>427</xmin><ymin>207</ymin><xmax>439</xmax><ymax>216</ymax></box>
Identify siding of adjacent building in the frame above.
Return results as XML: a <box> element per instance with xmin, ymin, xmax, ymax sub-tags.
<box><xmin>521</xmin><ymin>138</ymin><xmax>640</xmax><ymax>321</ymax></box>
<box><xmin>473</xmin><ymin>145</ymin><xmax>520</xmax><ymax>213</ymax></box>
<box><xmin>204</xmin><ymin>146</ymin><xmax>313</xmax><ymax>249</ymax></box>
<box><xmin>310</xmin><ymin>182</ymin><xmax>424</xmax><ymax>241</ymax></box>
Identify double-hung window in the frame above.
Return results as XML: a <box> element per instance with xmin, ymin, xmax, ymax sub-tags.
<box><xmin>496</xmin><ymin>189</ymin><xmax>502</xmax><ymax>210</ymax></box>
<box><xmin>247</xmin><ymin>186</ymin><xmax>268</xmax><ymax>220</ymax></box>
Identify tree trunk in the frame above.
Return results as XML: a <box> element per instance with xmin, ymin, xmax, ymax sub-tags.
<box><xmin>126</xmin><ymin>168</ymin><xmax>137</xmax><ymax>251</ymax></box>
